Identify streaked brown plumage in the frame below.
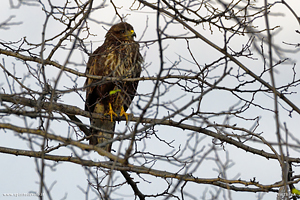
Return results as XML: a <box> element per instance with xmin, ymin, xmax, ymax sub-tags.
<box><xmin>85</xmin><ymin>22</ymin><xmax>142</xmax><ymax>152</ymax></box>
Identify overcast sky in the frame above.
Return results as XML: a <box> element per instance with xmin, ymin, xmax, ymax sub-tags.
<box><xmin>1</xmin><ymin>0</ymin><xmax>300</xmax><ymax>199</ymax></box>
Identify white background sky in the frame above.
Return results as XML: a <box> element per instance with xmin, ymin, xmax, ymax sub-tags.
<box><xmin>0</xmin><ymin>0</ymin><xmax>300</xmax><ymax>199</ymax></box>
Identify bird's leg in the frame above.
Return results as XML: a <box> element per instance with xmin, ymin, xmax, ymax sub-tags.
<box><xmin>105</xmin><ymin>103</ymin><xmax>118</xmax><ymax>122</ymax></box>
<box><xmin>119</xmin><ymin>106</ymin><xmax>129</xmax><ymax>121</ymax></box>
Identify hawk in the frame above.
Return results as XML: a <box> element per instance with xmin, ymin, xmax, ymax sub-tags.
<box><xmin>85</xmin><ymin>22</ymin><xmax>143</xmax><ymax>152</ymax></box>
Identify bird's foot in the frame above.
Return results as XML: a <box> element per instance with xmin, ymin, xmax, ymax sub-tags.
<box><xmin>105</xmin><ymin>103</ymin><xmax>118</xmax><ymax>122</ymax></box>
<box><xmin>119</xmin><ymin>106</ymin><xmax>129</xmax><ymax>121</ymax></box>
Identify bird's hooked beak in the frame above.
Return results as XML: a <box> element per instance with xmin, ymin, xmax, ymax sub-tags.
<box><xmin>131</xmin><ymin>30</ymin><xmax>136</xmax><ymax>38</ymax></box>
<box><xmin>127</xmin><ymin>29</ymin><xmax>136</xmax><ymax>39</ymax></box>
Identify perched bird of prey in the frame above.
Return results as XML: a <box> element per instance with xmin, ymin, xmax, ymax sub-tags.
<box><xmin>85</xmin><ymin>22</ymin><xmax>143</xmax><ymax>152</ymax></box>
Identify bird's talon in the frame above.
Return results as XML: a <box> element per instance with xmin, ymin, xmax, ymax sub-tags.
<box><xmin>120</xmin><ymin>106</ymin><xmax>129</xmax><ymax>121</ymax></box>
<box><xmin>105</xmin><ymin>103</ymin><xmax>118</xmax><ymax>122</ymax></box>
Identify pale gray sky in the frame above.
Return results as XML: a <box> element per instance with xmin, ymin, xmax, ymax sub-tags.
<box><xmin>1</xmin><ymin>1</ymin><xmax>300</xmax><ymax>199</ymax></box>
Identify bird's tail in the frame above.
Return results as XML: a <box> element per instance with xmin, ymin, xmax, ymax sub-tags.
<box><xmin>89</xmin><ymin>103</ymin><xmax>115</xmax><ymax>152</ymax></box>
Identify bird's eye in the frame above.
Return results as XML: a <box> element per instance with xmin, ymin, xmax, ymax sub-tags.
<box><xmin>120</xmin><ymin>30</ymin><xmax>125</xmax><ymax>34</ymax></box>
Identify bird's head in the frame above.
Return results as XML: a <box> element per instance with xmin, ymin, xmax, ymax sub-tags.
<box><xmin>105</xmin><ymin>22</ymin><xmax>137</xmax><ymax>42</ymax></box>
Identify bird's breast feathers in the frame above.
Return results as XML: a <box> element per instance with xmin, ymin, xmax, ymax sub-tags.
<box><xmin>103</xmin><ymin>42</ymin><xmax>141</xmax><ymax>77</ymax></box>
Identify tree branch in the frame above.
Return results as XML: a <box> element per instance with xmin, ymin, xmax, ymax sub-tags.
<box><xmin>1</xmin><ymin>93</ymin><xmax>300</xmax><ymax>163</ymax></box>
<box><xmin>0</xmin><ymin>145</ymin><xmax>293</xmax><ymax>193</ymax></box>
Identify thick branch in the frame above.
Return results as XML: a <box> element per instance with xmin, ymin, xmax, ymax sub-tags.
<box><xmin>120</xmin><ymin>170</ymin><xmax>145</xmax><ymax>200</ymax></box>
<box><xmin>0</xmin><ymin>48</ymin><xmax>206</xmax><ymax>84</ymax></box>
<box><xmin>137</xmin><ymin>0</ymin><xmax>300</xmax><ymax>115</ymax></box>
<box><xmin>0</xmin><ymin>122</ymin><xmax>124</xmax><ymax>163</ymax></box>
<box><xmin>0</xmin><ymin>145</ymin><xmax>290</xmax><ymax>193</ymax></box>
<box><xmin>1</xmin><ymin>93</ymin><xmax>300</xmax><ymax>163</ymax></box>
